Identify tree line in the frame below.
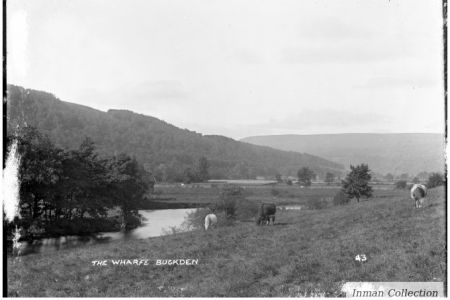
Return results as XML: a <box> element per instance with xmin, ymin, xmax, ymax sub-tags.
<box><xmin>5</xmin><ymin>127</ymin><xmax>153</xmax><ymax>240</ymax></box>
<box><xmin>294</xmin><ymin>164</ymin><xmax>445</xmax><ymax>206</ymax></box>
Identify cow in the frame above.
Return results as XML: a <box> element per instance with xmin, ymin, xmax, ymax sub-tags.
<box><xmin>256</xmin><ymin>203</ymin><xmax>276</xmax><ymax>225</ymax></box>
<box><xmin>411</xmin><ymin>184</ymin><xmax>427</xmax><ymax>208</ymax></box>
<box><xmin>204</xmin><ymin>213</ymin><xmax>218</xmax><ymax>231</ymax></box>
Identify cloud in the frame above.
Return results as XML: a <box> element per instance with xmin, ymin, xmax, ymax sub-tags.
<box><xmin>355</xmin><ymin>76</ymin><xmax>439</xmax><ymax>90</ymax></box>
<box><xmin>186</xmin><ymin>110</ymin><xmax>396</xmax><ymax>139</ymax></box>
<box><xmin>7</xmin><ymin>9</ymin><xmax>29</xmax><ymax>81</ymax></box>
<box><xmin>280</xmin><ymin>43</ymin><xmax>408</xmax><ymax>64</ymax></box>
<box><xmin>282</xmin><ymin>18</ymin><xmax>413</xmax><ymax>65</ymax></box>
<box><xmin>227</xmin><ymin>49</ymin><xmax>264</xmax><ymax>64</ymax></box>
<box><xmin>76</xmin><ymin>80</ymin><xmax>190</xmax><ymax>111</ymax></box>
<box><xmin>135</xmin><ymin>80</ymin><xmax>188</xmax><ymax>99</ymax></box>
<box><xmin>297</xmin><ymin>17</ymin><xmax>374</xmax><ymax>41</ymax></box>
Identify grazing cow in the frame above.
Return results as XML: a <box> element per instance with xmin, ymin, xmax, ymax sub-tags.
<box><xmin>257</xmin><ymin>203</ymin><xmax>276</xmax><ymax>225</ymax></box>
<box><xmin>411</xmin><ymin>184</ymin><xmax>427</xmax><ymax>208</ymax></box>
<box><xmin>204</xmin><ymin>213</ymin><xmax>218</xmax><ymax>231</ymax></box>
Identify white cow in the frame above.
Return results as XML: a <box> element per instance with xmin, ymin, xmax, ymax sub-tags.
<box><xmin>411</xmin><ymin>184</ymin><xmax>427</xmax><ymax>208</ymax></box>
<box><xmin>204</xmin><ymin>213</ymin><xmax>218</xmax><ymax>231</ymax></box>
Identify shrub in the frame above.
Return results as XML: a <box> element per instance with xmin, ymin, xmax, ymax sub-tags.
<box><xmin>183</xmin><ymin>208</ymin><xmax>230</xmax><ymax>230</ymax></box>
<box><xmin>184</xmin><ymin>185</ymin><xmax>257</xmax><ymax>230</ymax></box>
<box><xmin>216</xmin><ymin>185</ymin><xmax>245</xmax><ymax>219</ymax></box>
<box><xmin>395</xmin><ymin>180</ymin><xmax>408</xmax><ymax>189</ymax></box>
<box><xmin>333</xmin><ymin>190</ymin><xmax>350</xmax><ymax>206</ymax></box>
<box><xmin>124</xmin><ymin>213</ymin><xmax>142</xmax><ymax>230</ymax></box>
<box><xmin>427</xmin><ymin>172</ymin><xmax>445</xmax><ymax>188</ymax></box>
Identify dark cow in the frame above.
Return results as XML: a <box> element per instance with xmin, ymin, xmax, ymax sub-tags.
<box><xmin>257</xmin><ymin>203</ymin><xmax>276</xmax><ymax>225</ymax></box>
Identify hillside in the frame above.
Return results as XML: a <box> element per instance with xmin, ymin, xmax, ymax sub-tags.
<box><xmin>241</xmin><ymin>133</ymin><xmax>445</xmax><ymax>176</ymax></box>
<box><xmin>6</xmin><ymin>85</ymin><xmax>344</xmax><ymax>180</ymax></box>
<box><xmin>8</xmin><ymin>187</ymin><xmax>446</xmax><ymax>296</ymax></box>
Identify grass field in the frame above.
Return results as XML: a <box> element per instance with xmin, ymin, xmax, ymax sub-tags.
<box><xmin>149</xmin><ymin>183</ymin><xmax>403</xmax><ymax>208</ymax></box>
<box><xmin>7</xmin><ymin>186</ymin><xmax>446</xmax><ymax>297</ymax></box>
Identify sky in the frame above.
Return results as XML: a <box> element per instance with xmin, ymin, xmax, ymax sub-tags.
<box><xmin>8</xmin><ymin>0</ymin><xmax>445</xmax><ymax>139</ymax></box>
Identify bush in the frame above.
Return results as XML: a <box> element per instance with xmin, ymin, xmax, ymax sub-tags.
<box><xmin>124</xmin><ymin>213</ymin><xmax>142</xmax><ymax>230</ymax></box>
<box><xmin>427</xmin><ymin>172</ymin><xmax>445</xmax><ymax>188</ymax></box>
<box><xmin>216</xmin><ymin>185</ymin><xmax>245</xmax><ymax>219</ymax></box>
<box><xmin>395</xmin><ymin>180</ymin><xmax>407</xmax><ymax>189</ymax></box>
<box><xmin>183</xmin><ymin>208</ymin><xmax>230</xmax><ymax>230</ymax></box>
<box><xmin>333</xmin><ymin>190</ymin><xmax>350</xmax><ymax>206</ymax></box>
<box><xmin>184</xmin><ymin>185</ymin><xmax>258</xmax><ymax>230</ymax></box>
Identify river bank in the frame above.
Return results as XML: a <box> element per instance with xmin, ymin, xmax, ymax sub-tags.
<box><xmin>7</xmin><ymin>187</ymin><xmax>445</xmax><ymax>297</ymax></box>
<box><xmin>9</xmin><ymin>208</ymin><xmax>197</xmax><ymax>256</ymax></box>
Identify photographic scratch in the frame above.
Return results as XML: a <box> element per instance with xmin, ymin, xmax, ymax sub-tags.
<box><xmin>3</xmin><ymin>139</ymin><xmax>21</xmax><ymax>222</ymax></box>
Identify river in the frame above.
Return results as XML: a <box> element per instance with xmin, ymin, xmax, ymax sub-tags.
<box><xmin>17</xmin><ymin>208</ymin><xmax>196</xmax><ymax>256</ymax></box>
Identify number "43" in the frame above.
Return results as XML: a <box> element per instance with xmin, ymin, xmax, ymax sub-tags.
<box><xmin>355</xmin><ymin>254</ymin><xmax>367</xmax><ymax>262</ymax></box>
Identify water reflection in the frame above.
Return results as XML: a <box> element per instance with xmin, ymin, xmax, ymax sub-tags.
<box><xmin>101</xmin><ymin>209</ymin><xmax>195</xmax><ymax>240</ymax></box>
<box><xmin>279</xmin><ymin>205</ymin><xmax>302</xmax><ymax>210</ymax></box>
<box><xmin>18</xmin><ymin>208</ymin><xmax>196</xmax><ymax>255</ymax></box>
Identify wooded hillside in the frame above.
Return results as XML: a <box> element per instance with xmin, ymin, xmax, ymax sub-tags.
<box><xmin>7</xmin><ymin>85</ymin><xmax>344</xmax><ymax>181</ymax></box>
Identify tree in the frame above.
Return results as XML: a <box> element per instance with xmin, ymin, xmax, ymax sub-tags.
<box><xmin>63</xmin><ymin>137</ymin><xmax>113</xmax><ymax>220</ymax></box>
<box><xmin>14</xmin><ymin>127</ymin><xmax>64</xmax><ymax>234</ymax></box>
<box><xmin>7</xmin><ymin>126</ymin><xmax>153</xmax><ymax>238</ymax></box>
<box><xmin>275</xmin><ymin>173</ymin><xmax>283</xmax><ymax>183</ymax></box>
<box><xmin>106</xmin><ymin>154</ymin><xmax>150</xmax><ymax>230</ymax></box>
<box><xmin>228</xmin><ymin>162</ymin><xmax>251</xmax><ymax>179</ymax></box>
<box><xmin>341</xmin><ymin>164</ymin><xmax>373</xmax><ymax>203</ymax></box>
<box><xmin>154</xmin><ymin>164</ymin><xmax>168</xmax><ymax>182</ymax></box>
<box><xmin>412</xmin><ymin>177</ymin><xmax>420</xmax><ymax>184</ymax></box>
<box><xmin>427</xmin><ymin>172</ymin><xmax>445</xmax><ymax>188</ymax></box>
<box><xmin>325</xmin><ymin>172</ymin><xmax>335</xmax><ymax>185</ymax></box>
<box><xmin>417</xmin><ymin>171</ymin><xmax>429</xmax><ymax>182</ymax></box>
<box><xmin>399</xmin><ymin>173</ymin><xmax>409</xmax><ymax>181</ymax></box>
<box><xmin>217</xmin><ymin>185</ymin><xmax>244</xmax><ymax>219</ymax></box>
<box><xmin>384</xmin><ymin>173</ymin><xmax>394</xmax><ymax>182</ymax></box>
<box><xmin>196</xmin><ymin>156</ymin><xmax>210</xmax><ymax>182</ymax></box>
<box><xmin>182</xmin><ymin>167</ymin><xmax>198</xmax><ymax>184</ymax></box>
<box><xmin>395</xmin><ymin>180</ymin><xmax>407</xmax><ymax>189</ymax></box>
<box><xmin>297</xmin><ymin>167</ymin><xmax>316</xmax><ymax>187</ymax></box>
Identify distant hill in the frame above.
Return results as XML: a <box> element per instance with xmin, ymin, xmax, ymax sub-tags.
<box><xmin>6</xmin><ymin>85</ymin><xmax>344</xmax><ymax>181</ymax></box>
<box><xmin>241</xmin><ymin>133</ymin><xmax>445</xmax><ymax>176</ymax></box>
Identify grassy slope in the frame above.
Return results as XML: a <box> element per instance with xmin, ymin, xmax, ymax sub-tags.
<box><xmin>7</xmin><ymin>187</ymin><xmax>446</xmax><ymax>297</ymax></box>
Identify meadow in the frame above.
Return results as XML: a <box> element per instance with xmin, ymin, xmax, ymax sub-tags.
<box><xmin>7</xmin><ymin>186</ymin><xmax>446</xmax><ymax>297</ymax></box>
<box><xmin>148</xmin><ymin>183</ymin><xmax>404</xmax><ymax>209</ymax></box>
